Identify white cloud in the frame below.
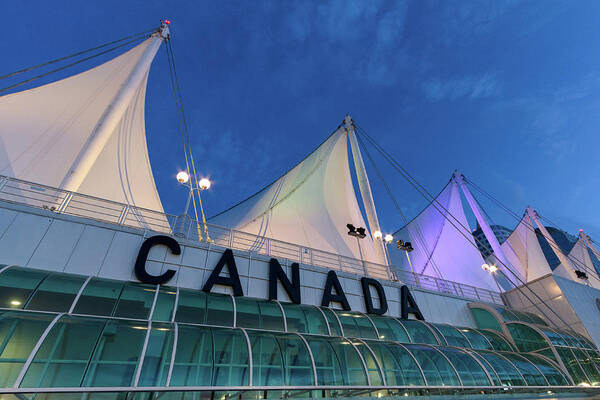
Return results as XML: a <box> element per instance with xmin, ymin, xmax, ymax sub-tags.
<box><xmin>422</xmin><ymin>73</ymin><xmax>500</xmax><ymax>101</ymax></box>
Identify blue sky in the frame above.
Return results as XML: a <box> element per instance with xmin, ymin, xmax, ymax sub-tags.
<box><xmin>2</xmin><ymin>0</ymin><xmax>600</xmax><ymax>239</ymax></box>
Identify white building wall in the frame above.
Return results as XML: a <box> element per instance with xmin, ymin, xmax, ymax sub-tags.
<box><xmin>0</xmin><ymin>201</ymin><xmax>478</xmax><ymax>327</ymax></box>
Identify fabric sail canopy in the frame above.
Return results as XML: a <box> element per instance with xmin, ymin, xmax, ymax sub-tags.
<box><xmin>388</xmin><ymin>178</ymin><xmax>498</xmax><ymax>291</ymax></box>
<box><xmin>209</xmin><ymin>127</ymin><xmax>382</xmax><ymax>264</ymax></box>
<box><xmin>0</xmin><ymin>37</ymin><xmax>165</xmax><ymax>220</ymax></box>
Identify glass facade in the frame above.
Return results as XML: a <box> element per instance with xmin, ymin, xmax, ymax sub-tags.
<box><xmin>0</xmin><ymin>266</ymin><xmax>594</xmax><ymax>393</ymax></box>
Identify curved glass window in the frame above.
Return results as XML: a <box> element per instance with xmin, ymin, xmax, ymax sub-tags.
<box><xmin>469</xmin><ymin>351</ymin><xmax>501</xmax><ymax>386</ymax></box>
<box><xmin>458</xmin><ymin>328</ymin><xmax>492</xmax><ymax>350</ymax></box>
<box><xmin>137</xmin><ymin>322</ymin><xmax>175</xmax><ymax>387</ymax></box>
<box><xmin>477</xmin><ymin>329</ymin><xmax>513</xmax><ymax>352</ymax></box>
<box><xmin>500</xmin><ymin>352</ymin><xmax>548</xmax><ymax>386</ymax></box>
<box><xmin>235</xmin><ymin>298</ymin><xmax>284</xmax><ymax>331</ymax></box>
<box><xmin>20</xmin><ymin>315</ymin><xmax>106</xmax><ymax>388</ymax></box>
<box><xmin>72</xmin><ymin>278</ymin><xmax>123</xmax><ymax>316</ymax></box>
<box><xmin>430</xmin><ymin>324</ymin><xmax>470</xmax><ymax>348</ymax></box>
<box><xmin>495</xmin><ymin>307</ymin><xmax>519</xmax><ymax>322</ymax></box>
<box><xmin>281</xmin><ymin>303</ymin><xmax>328</xmax><ymax>335</ymax></box>
<box><xmin>333</xmin><ymin>311</ymin><xmax>377</xmax><ymax>339</ymax></box>
<box><xmin>348</xmin><ymin>339</ymin><xmax>384</xmax><ymax>386</ymax></box>
<box><xmin>520</xmin><ymin>353</ymin><xmax>570</xmax><ymax>386</ymax></box>
<box><xmin>474</xmin><ymin>350</ymin><xmax>526</xmax><ymax>386</ymax></box>
<box><xmin>151</xmin><ymin>288</ymin><xmax>177</xmax><ymax>322</ymax></box>
<box><xmin>248</xmin><ymin>331</ymin><xmax>313</xmax><ymax>386</ymax></box>
<box><xmin>470</xmin><ymin>307</ymin><xmax>502</xmax><ymax>332</ymax></box>
<box><xmin>436</xmin><ymin>346</ymin><xmax>490</xmax><ymax>386</ymax></box>
<box><xmin>0</xmin><ymin>267</ymin><xmax>48</xmax><ymax>310</ymax></box>
<box><xmin>369</xmin><ymin>316</ymin><xmax>409</xmax><ymax>343</ymax></box>
<box><xmin>571</xmin><ymin>348</ymin><xmax>600</xmax><ymax>385</ymax></box>
<box><xmin>170</xmin><ymin>325</ymin><xmax>249</xmax><ymax>386</ymax></box>
<box><xmin>83</xmin><ymin>319</ymin><xmax>147</xmax><ymax>386</ymax></box>
<box><xmin>398</xmin><ymin>319</ymin><xmax>438</xmax><ymax>345</ymax></box>
<box><xmin>112</xmin><ymin>283</ymin><xmax>157</xmax><ymax>320</ymax></box>
<box><xmin>0</xmin><ymin>311</ymin><xmax>54</xmax><ymax>387</ymax></box>
<box><xmin>507</xmin><ymin>323</ymin><xmax>547</xmax><ymax>353</ymax></box>
<box><xmin>319</xmin><ymin>307</ymin><xmax>342</xmax><ymax>336</ymax></box>
<box><xmin>25</xmin><ymin>273</ymin><xmax>86</xmax><ymax>313</ymax></box>
<box><xmin>305</xmin><ymin>336</ymin><xmax>367</xmax><ymax>386</ymax></box>
<box><xmin>174</xmin><ymin>290</ymin><xmax>234</xmax><ymax>327</ymax></box>
<box><xmin>539</xmin><ymin>327</ymin><xmax>570</xmax><ymax>348</ymax></box>
<box><xmin>403</xmin><ymin>344</ymin><xmax>460</xmax><ymax>386</ymax></box>
<box><xmin>365</xmin><ymin>341</ymin><xmax>425</xmax><ymax>386</ymax></box>
<box><xmin>555</xmin><ymin>347</ymin><xmax>589</xmax><ymax>385</ymax></box>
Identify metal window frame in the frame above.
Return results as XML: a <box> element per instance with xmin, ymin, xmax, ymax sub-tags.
<box><xmin>314</xmin><ymin>304</ymin><xmax>331</xmax><ymax>336</ymax></box>
<box><xmin>239</xmin><ymin>327</ymin><xmax>253</xmax><ymax>386</ymax></box>
<box><xmin>507</xmin><ymin>352</ymin><xmax>550</xmax><ymax>386</ymax></box>
<box><xmin>346</xmin><ymin>339</ymin><xmax>372</xmax><ymax>386</ymax></box>
<box><xmin>448</xmin><ymin>345</ymin><xmax>495</xmax><ymax>386</ymax></box>
<box><xmin>274</xmin><ymin>300</ymin><xmax>287</xmax><ymax>332</ymax></box>
<box><xmin>354</xmin><ymin>338</ymin><xmax>387</xmax><ymax>386</ymax></box>
<box><xmin>411</xmin><ymin>343</ymin><xmax>463</xmax><ymax>387</ymax></box>
<box><xmin>68</xmin><ymin>275</ymin><xmax>92</xmax><ymax>314</ymax></box>
<box><xmin>294</xmin><ymin>333</ymin><xmax>318</xmax><ymax>386</ymax></box>
<box><xmin>165</xmin><ymin>322</ymin><xmax>178</xmax><ymax>387</ymax></box>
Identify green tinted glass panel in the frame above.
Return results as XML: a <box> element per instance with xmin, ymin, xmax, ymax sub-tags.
<box><xmin>306</xmin><ymin>336</ymin><xmax>367</xmax><ymax>386</ymax></box>
<box><xmin>474</xmin><ymin>350</ymin><xmax>526</xmax><ymax>386</ymax></box>
<box><xmin>236</xmin><ymin>298</ymin><xmax>284</xmax><ymax>331</ymax></box>
<box><xmin>137</xmin><ymin>322</ymin><xmax>174</xmax><ymax>387</ymax></box>
<box><xmin>25</xmin><ymin>274</ymin><xmax>86</xmax><ymax>313</ymax></box>
<box><xmin>540</xmin><ymin>328</ymin><xmax>570</xmax><ymax>347</ymax></box>
<box><xmin>249</xmin><ymin>331</ymin><xmax>313</xmax><ymax>386</ymax></box>
<box><xmin>458</xmin><ymin>328</ymin><xmax>492</xmax><ymax>350</ymax></box>
<box><xmin>477</xmin><ymin>330</ymin><xmax>513</xmax><ymax>352</ymax></box>
<box><xmin>174</xmin><ymin>289</ymin><xmax>207</xmax><ymax>324</ymax></box>
<box><xmin>404</xmin><ymin>344</ymin><xmax>460</xmax><ymax>386</ymax></box>
<box><xmin>495</xmin><ymin>307</ymin><xmax>519</xmax><ymax>322</ymax></box>
<box><xmin>572</xmin><ymin>348</ymin><xmax>600</xmax><ymax>385</ymax></box>
<box><xmin>170</xmin><ymin>325</ymin><xmax>249</xmax><ymax>386</ymax></box>
<box><xmin>523</xmin><ymin>312</ymin><xmax>547</xmax><ymax>326</ymax></box>
<box><xmin>366</xmin><ymin>341</ymin><xmax>424</xmax><ymax>386</ymax></box>
<box><xmin>471</xmin><ymin>308</ymin><xmax>502</xmax><ymax>332</ymax></box>
<box><xmin>72</xmin><ymin>278</ymin><xmax>123</xmax><ymax>317</ymax></box>
<box><xmin>500</xmin><ymin>352</ymin><xmax>547</xmax><ymax>386</ymax></box>
<box><xmin>521</xmin><ymin>353</ymin><xmax>569</xmax><ymax>386</ymax></box>
<box><xmin>282</xmin><ymin>303</ymin><xmax>328</xmax><ymax>335</ymax></box>
<box><xmin>430</xmin><ymin>324</ymin><xmax>470</xmax><ymax>348</ymax></box>
<box><xmin>113</xmin><ymin>283</ymin><xmax>156</xmax><ymax>319</ymax></box>
<box><xmin>82</xmin><ymin>319</ymin><xmax>146</xmax><ymax>386</ymax></box>
<box><xmin>319</xmin><ymin>307</ymin><xmax>342</xmax><ymax>336</ymax></box>
<box><xmin>0</xmin><ymin>311</ymin><xmax>54</xmax><ymax>387</ymax></box>
<box><xmin>0</xmin><ymin>268</ymin><xmax>48</xmax><ymax>310</ymax></box>
<box><xmin>370</xmin><ymin>316</ymin><xmax>410</xmax><ymax>343</ymax></box>
<box><xmin>399</xmin><ymin>319</ymin><xmax>438</xmax><ymax>345</ymax></box>
<box><xmin>437</xmin><ymin>347</ymin><xmax>490</xmax><ymax>386</ymax></box>
<box><xmin>334</xmin><ymin>311</ymin><xmax>377</xmax><ymax>339</ymax></box>
<box><xmin>21</xmin><ymin>315</ymin><xmax>105</xmax><ymax>388</ymax></box>
<box><xmin>151</xmin><ymin>288</ymin><xmax>176</xmax><ymax>322</ymax></box>
<box><xmin>349</xmin><ymin>339</ymin><xmax>383</xmax><ymax>386</ymax></box>
<box><xmin>206</xmin><ymin>293</ymin><xmax>234</xmax><ymax>327</ymax></box>
<box><xmin>470</xmin><ymin>351</ymin><xmax>501</xmax><ymax>386</ymax></box>
<box><xmin>556</xmin><ymin>347</ymin><xmax>589</xmax><ymax>385</ymax></box>
<box><xmin>507</xmin><ymin>324</ymin><xmax>547</xmax><ymax>352</ymax></box>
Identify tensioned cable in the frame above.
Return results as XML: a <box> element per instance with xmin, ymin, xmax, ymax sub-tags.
<box><xmin>355</xmin><ymin>130</ymin><xmax>444</xmax><ymax>279</ymax></box>
<box><xmin>0</xmin><ymin>27</ymin><xmax>157</xmax><ymax>81</ymax></box>
<box><xmin>0</xmin><ymin>33</ymin><xmax>151</xmax><ymax>95</ymax></box>
<box><xmin>465</xmin><ymin>178</ymin><xmax>600</xmax><ymax>285</ymax></box>
<box><xmin>353</xmin><ymin>120</ymin><xmax>571</xmax><ymax>328</ymax></box>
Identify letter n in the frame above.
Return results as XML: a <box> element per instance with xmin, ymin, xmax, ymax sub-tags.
<box><xmin>269</xmin><ymin>259</ymin><xmax>301</xmax><ymax>303</ymax></box>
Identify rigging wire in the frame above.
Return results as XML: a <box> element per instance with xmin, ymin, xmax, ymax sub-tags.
<box><xmin>0</xmin><ymin>33</ymin><xmax>151</xmax><ymax>95</ymax></box>
<box><xmin>352</xmin><ymin>120</ymin><xmax>572</xmax><ymax>328</ymax></box>
<box><xmin>0</xmin><ymin>28</ymin><xmax>157</xmax><ymax>81</ymax></box>
<box><xmin>465</xmin><ymin>177</ymin><xmax>600</xmax><ymax>285</ymax></box>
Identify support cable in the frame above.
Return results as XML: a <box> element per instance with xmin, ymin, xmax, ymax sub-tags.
<box><xmin>0</xmin><ymin>28</ymin><xmax>157</xmax><ymax>81</ymax></box>
<box><xmin>353</xmin><ymin>121</ymin><xmax>571</xmax><ymax>328</ymax></box>
<box><xmin>0</xmin><ymin>33</ymin><xmax>152</xmax><ymax>95</ymax></box>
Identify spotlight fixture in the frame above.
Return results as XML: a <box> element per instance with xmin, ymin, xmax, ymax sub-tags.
<box><xmin>396</xmin><ymin>239</ymin><xmax>413</xmax><ymax>252</ymax></box>
<box><xmin>575</xmin><ymin>270</ymin><xmax>589</xmax><ymax>280</ymax></box>
<box><xmin>347</xmin><ymin>224</ymin><xmax>367</xmax><ymax>239</ymax></box>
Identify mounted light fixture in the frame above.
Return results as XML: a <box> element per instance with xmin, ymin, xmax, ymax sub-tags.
<box><xmin>199</xmin><ymin>178</ymin><xmax>211</xmax><ymax>190</ymax></box>
<box><xmin>373</xmin><ymin>230</ymin><xmax>383</xmax><ymax>240</ymax></box>
<box><xmin>397</xmin><ymin>239</ymin><xmax>413</xmax><ymax>252</ymax></box>
<box><xmin>384</xmin><ymin>234</ymin><xmax>394</xmax><ymax>244</ymax></box>
<box><xmin>176</xmin><ymin>171</ymin><xmax>189</xmax><ymax>184</ymax></box>
<box><xmin>347</xmin><ymin>224</ymin><xmax>366</xmax><ymax>239</ymax></box>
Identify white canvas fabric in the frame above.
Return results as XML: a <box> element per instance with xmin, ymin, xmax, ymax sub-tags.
<box><xmin>210</xmin><ymin>128</ymin><xmax>380</xmax><ymax>264</ymax></box>
<box><xmin>500</xmin><ymin>212</ymin><xmax>552</xmax><ymax>282</ymax></box>
<box><xmin>0</xmin><ymin>38</ymin><xmax>164</xmax><ymax>217</ymax></box>
<box><xmin>565</xmin><ymin>236</ymin><xmax>600</xmax><ymax>289</ymax></box>
<box><xmin>389</xmin><ymin>179</ymin><xmax>498</xmax><ymax>290</ymax></box>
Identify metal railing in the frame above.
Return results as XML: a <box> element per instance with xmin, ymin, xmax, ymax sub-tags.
<box><xmin>0</xmin><ymin>175</ymin><xmax>503</xmax><ymax>304</ymax></box>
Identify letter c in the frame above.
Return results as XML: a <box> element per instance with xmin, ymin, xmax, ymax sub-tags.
<box><xmin>135</xmin><ymin>235</ymin><xmax>180</xmax><ymax>285</ymax></box>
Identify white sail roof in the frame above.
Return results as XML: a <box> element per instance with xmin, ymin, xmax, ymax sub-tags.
<box><xmin>0</xmin><ymin>37</ymin><xmax>164</xmax><ymax>215</ymax></box>
<box><xmin>500</xmin><ymin>212</ymin><xmax>552</xmax><ymax>282</ymax></box>
<box><xmin>209</xmin><ymin>127</ymin><xmax>381</xmax><ymax>264</ymax></box>
<box><xmin>564</xmin><ymin>235</ymin><xmax>600</xmax><ymax>289</ymax></box>
<box><xmin>389</xmin><ymin>179</ymin><xmax>498</xmax><ymax>291</ymax></box>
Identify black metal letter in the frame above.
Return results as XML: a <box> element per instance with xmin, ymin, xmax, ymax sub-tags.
<box><xmin>361</xmin><ymin>277</ymin><xmax>388</xmax><ymax>315</ymax></box>
<box><xmin>135</xmin><ymin>235</ymin><xmax>179</xmax><ymax>285</ymax></box>
<box><xmin>321</xmin><ymin>270</ymin><xmax>351</xmax><ymax>310</ymax></box>
<box><xmin>401</xmin><ymin>285</ymin><xmax>424</xmax><ymax>320</ymax></box>
<box><xmin>269</xmin><ymin>259</ymin><xmax>301</xmax><ymax>303</ymax></box>
<box><xmin>202</xmin><ymin>249</ymin><xmax>244</xmax><ymax>296</ymax></box>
